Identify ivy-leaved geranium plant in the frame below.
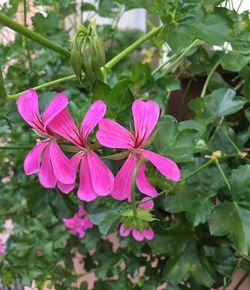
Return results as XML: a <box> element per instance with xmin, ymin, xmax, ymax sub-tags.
<box><xmin>0</xmin><ymin>0</ymin><xmax>250</xmax><ymax>289</ymax></box>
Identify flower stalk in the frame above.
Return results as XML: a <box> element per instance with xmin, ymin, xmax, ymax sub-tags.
<box><xmin>6</xmin><ymin>26</ymin><xmax>162</xmax><ymax>99</ymax></box>
<box><xmin>0</xmin><ymin>13</ymin><xmax>70</xmax><ymax>57</ymax></box>
<box><xmin>131</xmin><ymin>159</ymin><xmax>146</xmax><ymax>220</ymax></box>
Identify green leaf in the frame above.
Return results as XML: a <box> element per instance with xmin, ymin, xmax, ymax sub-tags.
<box><xmin>190</xmin><ymin>88</ymin><xmax>246</xmax><ymax>124</ymax></box>
<box><xmin>92</xmin><ymin>79</ymin><xmax>133</xmax><ymax>120</ymax></box>
<box><xmin>221</xmin><ymin>51</ymin><xmax>250</xmax><ymax>72</ymax></box>
<box><xmin>230</xmin><ymin>165</ymin><xmax>250</xmax><ymax>207</ymax></box>
<box><xmin>208</xmin><ymin>202</ymin><xmax>250</xmax><ymax>255</ymax></box>
<box><xmin>164</xmin><ymin>189</ymin><xmax>214</xmax><ymax>226</ymax></box>
<box><xmin>88</xmin><ymin>198</ymin><xmax>123</xmax><ymax>235</ymax></box>
<box><xmin>153</xmin><ymin>115</ymin><xmax>200</xmax><ymax>162</ymax></box>
<box><xmin>163</xmin><ymin>242</ymin><xmax>214</xmax><ymax>287</ymax></box>
<box><xmin>205</xmin><ymin>88</ymin><xmax>246</xmax><ymax>117</ymax></box>
<box><xmin>186</xmin><ymin>7</ymin><xmax>233</xmax><ymax>45</ymax></box>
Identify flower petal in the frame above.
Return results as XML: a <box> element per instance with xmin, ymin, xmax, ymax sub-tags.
<box><xmin>111</xmin><ymin>154</ymin><xmax>137</xmax><ymax>201</ymax></box>
<box><xmin>43</xmin><ymin>92</ymin><xmax>69</xmax><ymax>129</ymax></box>
<box><xmin>87</xmin><ymin>151</ymin><xmax>114</xmax><ymax>196</ymax></box>
<box><xmin>49</xmin><ymin>142</ymin><xmax>76</xmax><ymax>184</ymax></box>
<box><xmin>48</xmin><ymin>109</ymin><xmax>82</xmax><ymax>147</ymax></box>
<box><xmin>78</xmin><ymin>155</ymin><xmax>97</xmax><ymax>202</ymax></box>
<box><xmin>139</xmin><ymin>149</ymin><xmax>180</xmax><ymax>182</ymax></box>
<box><xmin>139</xmin><ymin>197</ymin><xmax>154</xmax><ymax>210</ymax></box>
<box><xmin>24</xmin><ymin>140</ymin><xmax>48</xmax><ymax>175</ymax></box>
<box><xmin>132</xmin><ymin>229</ymin><xmax>144</xmax><ymax>241</ymax></box>
<box><xmin>136</xmin><ymin>163</ymin><xmax>158</xmax><ymax>197</ymax></box>
<box><xmin>17</xmin><ymin>89</ymin><xmax>44</xmax><ymax>133</ymax></box>
<box><xmin>132</xmin><ymin>99</ymin><xmax>160</xmax><ymax>147</ymax></box>
<box><xmin>120</xmin><ymin>224</ymin><xmax>131</xmax><ymax>237</ymax></box>
<box><xmin>57</xmin><ymin>182</ymin><xmax>75</xmax><ymax>194</ymax></box>
<box><xmin>97</xmin><ymin>119</ymin><xmax>135</xmax><ymax>149</ymax></box>
<box><xmin>39</xmin><ymin>144</ymin><xmax>57</xmax><ymax>188</ymax></box>
<box><xmin>143</xmin><ymin>228</ymin><xmax>154</xmax><ymax>240</ymax></box>
<box><xmin>81</xmin><ymin>100</ymin><xmax>106</xmax><ymax>140</ymax></box>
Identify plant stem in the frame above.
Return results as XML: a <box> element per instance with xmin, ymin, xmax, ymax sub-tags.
<box><xmin>0</xmin><ymin>66</ymin><xmax>7</xmax><ymax>103</ymax></box>
<box><xmin>152</xmin><ymin>39</ymin><xmax>200</xmax><ymax>75</ymax></box>
<box><xmin>7</xmin><ymin>75</ymin><xmax>76</xmax><ymax>99</ymax></box>
<box><xmin>200</xmin><ymin>59</ymin><xmax>221</xmax><ymax>98</ymax></box>
<box><xmin>0</xmin><ymin>13</ymin><xmax>70</xmax><ymax>57</ymax></box>
<box><xmin>0</xmin><ymin>146</ymin><xmax>33</xmax><ymax>149</ymax></box>
<box><xmin>105</xmin><ymin>26</ymin><xmax>162</xmax><ymax>70</ymax></box>
<box><xmin>23</xmin><ymin>0</ymin><xmax>32</xmax><ymax>70</ymax></box>
<box><xmin>182</xmin><ymin>159</ymin><xmax>214</xmax><ymax>181</ymax></box>
<box><xmin>215</xmin><ymin>159</ymin><xmax>231</xmax><ymax>191</ymax></box>
<box><xmin>7</xmin><ymin>27</ymin><xmax>162</xmax><ymax>99</ymax></box>
<box><xmin>131</xmin><ymin>159</ymin><xmax>145</xmax><ymax>219</ymax></box>
<box><xmin>137</xmin><ymin>189</ymin><xmax>167</xmax><ymax>205</ymax></box>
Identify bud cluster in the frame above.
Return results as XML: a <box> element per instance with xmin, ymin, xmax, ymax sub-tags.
<box><xmin>70</xmin><ymin>20</ymin><xmax>106</xmax><ymax>83</ymax></box>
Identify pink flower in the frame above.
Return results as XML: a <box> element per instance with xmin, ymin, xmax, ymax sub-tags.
<box><xmin>97</xmin><ymin>99</ymin><xmax>180</xmax><ymax>200</ymax></box>
<box><xmin>48</xmin><ymin>100</ymin><xmax>114</xmax><ymax>201</ymax></box>
<box><xmin>120</xmin><ymin>198</ymin><xmax>154</xmax><ymax>241</ymax></box>
<box><xmin>63</xmin><ymin>205</ymin><xmax>93</xmax><ymax>238</ymax></box>
<box><xmin>0</xmin><ymin>239</ymin><xmax>4</xmax><ymax>256</ymax></box>
<box><xmin>17</xmin><ymin>89</ymin><xmax>76</xmax><ymax>189</ymax></box>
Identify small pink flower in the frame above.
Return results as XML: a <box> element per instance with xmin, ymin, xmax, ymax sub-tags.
<box><xmin>120</xmin><ymin>197</ymin><xmax>154</xmax><ymax>241</ymax></box>
<box><xmin>48</xmin><ymin>101</ymin><xmax>114</xmax><ymax>201</ymax></box>
<box><xmin>17</xmin><ymin>89</ymin><xmax>76</xmax><ymax>189</ymax></box>
<box><xmin>63</xmin><ymin>205</ymin><xmax>93</xmax><ymax>238</ymax></box>
<box><xmin>97</xmin><ymin>99</ymin><xmax>180</xmax><ymax>200</ymax></box>
<box><xmin>0</xmin><ymin>239</ymin><xmax>4</xmax><ymax>256</ymax></box>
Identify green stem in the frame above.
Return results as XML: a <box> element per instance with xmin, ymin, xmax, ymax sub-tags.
<box><xmin>7</xmin><ymin>75</ymin><xmax>76</xmax><ymax>99</ymax></box>
<box><xmin>221</xmin><ymin>128</ymin><xmax>242</xmax><ymax>154</ymax></box>
<box><xmin>200</xmin><ymin>59</ymin><xmax>221</xmax><ymax>98</ymax></box>
<box><xmin>0</xmin><ymin>146</ymin><xmax>33</xmax><ymax>149</ymax></box>
<box><xmin>105</xmin><ymin>26</ymin><xmax>162</xmax><ymax>70</ymax></box>
<box><xmin>182</xmin><ymin>159</ymin><xmax>214</xmax><ymax>182</ymax></box>
<box><xmin>23</xmin><ymin>0</ymin><xmax>32</xmax><ymax>70</ymax></box>
<box><xmin>152</xmin><ymin>39</ymin><xmax>200</xmax><ymax>75</ymax></box>
<box><xmin>0</xmin><ymin>13</ymin><xmax>70</xmax><ymax>57</ymax></box>
<box><xmin>137</xmin><ymin>189</ymin><xmax>167</xmax><ymax>205</ymax></box>
<box><xmin>131</xmin><ymin>159</ymin><xmax>146</xmax><ymax>219</ymax></box>
<box><xmin>215</xmin><ymin>159</ymin><xmax>231</xmax><ymax>191</ymax></box>
<box><xmin>0</xmin><ymin>66</ymin><xmax>7</xmax><ymax>103</ymax></box>
<box><xmin>7</xmin><ymin>27</ymin><xmax>162</xmax><ymax>99</ymax></box>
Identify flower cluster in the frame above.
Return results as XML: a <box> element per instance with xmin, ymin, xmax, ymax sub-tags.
<box><xmin>18</xmin><ymin>89</ymin><xmax>181</xmax><ymax>240</ymax></box>
<box><xmin>63</xmin><ymin>205</ymin><xmax>93</xmax><ymax>238</ymax></box>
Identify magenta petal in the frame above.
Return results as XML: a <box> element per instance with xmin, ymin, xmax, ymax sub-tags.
<box><xmin>132</xmin><ymin>229</ymin><xmax>144</xmax><ymax>241</ymax></box>
<box><xmin>87</xmin><ymin>151</ymin><xmax>114</xmax><ymax>196</ymax></box>
<box><xmin>81</xmin><ymin>100</ymin><xmax>106</xmax><ymax>140</ymax></box>
<box><xmin>78</xmin><ymin>155</ymin><xmax>97</xmax><ymax>202</ymax></box>
<box><xmin>57</xmin><ymin>182</ymin><xmax>75</xmax><ymax>194</ymax></box>
<box><xmin>17</xmin><ymin>89</ymin><xmax>44</xmax><ymax>133</ymax></box>
<box><xmin>140</xmin><ymin>149</ymin><xmax>181</xmax><ymax>182</ymax></box>
<box><xmin>49</xmin><ymin>142</ymin><xmax>76</xmax><ymax>185</ymax></box>
<box><xmin>39</xmin><ymin>144</ymin><xmax>57</xmax><ymax>188</ymax></box>
<box><xmin>120</xmin><ymin>224</ymin><xmax>131</xmax><ymax>237</ymax></box>
<box><xmin>43</xmin><ymin>92</ymin><xmax>69</xmax><ymax>129</ymax></box>
<box><xmin>24</xmin><ymin>141</ymin><xmax>48</xmax><ymax>175</ymax></box>
<box><xmin>136</xmin><ymin>163</ymin><xmax>158</xmax><ymax>197</ymax></box>
<box><xmin>139</xmin><ymin>197</ymin><xmax>154</xmax><ymax>210</ymax></box>
<box><xmin>48</xmin><ymin>109</ymin><xmax>82</xmax><ymax>147</ymax></box>
<box><xmin>96</xmin><ymin>118</ymin><xmax>135</xmax><ymax>149</ymax></box>
<box><xmin>132</xmin><ymin>99</ymin><xmax>160</xmax><ymax>147</ymax></box>
<box><xmin>143</xmin><ymin>228</ymin><xmax>154</xmax><ymax>240</ymax></box>
<box><xmin>111</xmin><ymin>154</ymin><xmax>137</xmax><ymax>201</ymax></box>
